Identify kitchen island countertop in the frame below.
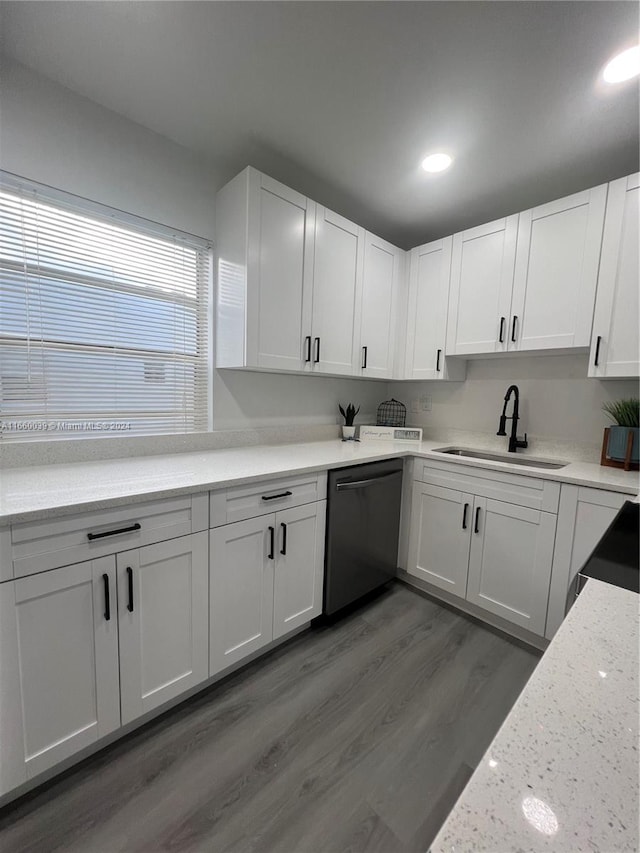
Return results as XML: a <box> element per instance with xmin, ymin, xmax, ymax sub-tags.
<box><xmin>430</xmin><ymin>578</ymin><xmax>639</xmax><ymax>853</ymax></box>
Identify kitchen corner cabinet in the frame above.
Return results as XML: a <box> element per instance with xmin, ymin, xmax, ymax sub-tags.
<box><xmin>546</xmin><ymin>485</ymin><xmax>627</xmax><ymax>639</ymax></box>
<box><xmin>407</xmin><ymin>461</ymin><xmax>559</xmax><ymax>637</ymax></box>
<box><xmin>310</xmin><ymin>207</ymin><xmax>364</xmax><ymax>375</ymax></box>
<box><xmin>356</xmin><ymin>232</ymin><xmax>403</xmax><ymax>379</ymax></box>
<box><xmin>216</xmin><ymin>166</ymin><xmax>315</xmax><ymax>372</ymax></box>
<box><xmin>589</xmin><ymin>173</ymin><xmax>640</xmax><ymax>378</ymax></box>
<box><xmin>0</xmin><ymin>557</ymin><xmax>120</xmax><ymax>794</ymax></box>
<box><xmin>403</xmin><ymin>237</ymin><xmax>465</xmax><ymax>380</ymax></box>
<box><xmin>117</xmin><ymin>532</ymin><xmax>209</xmax><ymax>726</ymax></box>
<box><xmin>209</xmin><ymin>499</ymin><xmax>326</xmax><ymax>676</ymax></box>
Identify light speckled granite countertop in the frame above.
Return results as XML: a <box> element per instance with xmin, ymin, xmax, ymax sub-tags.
<box><xmin>0</xmin><ymin>439</ymin><xmax>637</xmax><ymax>524</ymax></box>
<box><xmin>431</xmin><ymin>579</ymin><xmax>639</xmax><ymax>853</ymax></box>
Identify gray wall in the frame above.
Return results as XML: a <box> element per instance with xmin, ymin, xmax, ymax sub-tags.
<box><xmin>0</xmin><ymin>58</ymin><xmax>385</xmax><ymax>433</ymax></box>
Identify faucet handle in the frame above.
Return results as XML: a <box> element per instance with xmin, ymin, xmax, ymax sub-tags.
<box><xmin>517</xmin><ymin>433</ymin><xmax>528</xmax><ymax>449</ymax></box>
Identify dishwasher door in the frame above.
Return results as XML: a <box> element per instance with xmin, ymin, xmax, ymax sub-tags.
<box><xmin>324</xmin><ymin>459</ymin><xmax>404</xmax><ymax>616</ymax></box>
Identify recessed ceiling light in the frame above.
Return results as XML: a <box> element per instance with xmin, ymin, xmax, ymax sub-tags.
<box><xmin>603</xmin><ymin>45</ymin><xmax>640</xmax><ymax>84</ymax></box>
<box><xmin>421</xmin><ymin>153</ymin><xmax>453</xmax><ymax>173</ymax></box>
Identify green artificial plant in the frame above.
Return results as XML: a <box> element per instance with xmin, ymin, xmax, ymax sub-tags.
<box><xmin>602</xmin><ymin>397</ymin><xmax>640</xmax><ymax>429</ymax></box>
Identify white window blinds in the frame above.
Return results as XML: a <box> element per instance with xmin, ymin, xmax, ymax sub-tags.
<box><xmin>0</xmin><ymin>177</ymin><xmax>211</xmax><ymax>441</ymax></box>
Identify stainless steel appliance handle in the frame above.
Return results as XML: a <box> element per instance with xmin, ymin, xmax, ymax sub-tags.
<box><xmin>335</xmin><ymin>470</ymin><xmax>402</xmax><ymax>491</ymax></box>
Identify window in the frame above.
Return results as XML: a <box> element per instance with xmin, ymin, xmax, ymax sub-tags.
<box><xmin>0</xmin><ymin>175</ymin><xmax>211</xmax><ymax>441</ymax></box>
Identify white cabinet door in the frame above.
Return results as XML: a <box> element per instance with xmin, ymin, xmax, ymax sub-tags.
<box><xmin>0</xmin><ymin>558</ymin><xmax>120</xmax><ymax>784</ymax></box>
<box><xmin>404</xmin><ymin>237</ymin><xmax>465</xmax><ymax>381</ymax></box>
<box><xmin>407</xmin><ymin>483</ymin><xmax>473</xmax><ymax>598</ymax></box>
<box><xmin>511</xmin><ymin>185</ymin><xmax>607</xmax><ymax>351</ymax></box>
<box><xmin>117</xmin><ymin>533</ymin><xmax>208</xmax><ymax>725</ymax></box>
<box><xmin>589</xmin><ymin>173</ymin><xmax>640</xmax><ymax>378</ymax></box>
<box><xmin>447</xmin><ymin>215</ymin><xmax>518</xmax><ymax>355</ymax></box>
<box><xmin>273</xmin><ymin>501</ymin><xmax>326</xmax><ymax>640</ymax></box>
<box><xmin>467</xmin><ymin>498</ymin><xmax>556</xmax><ymax>635</ymax></box>
<box><xmin>209</xmin><ymin>516</ymin><xmax>275</xmax><ymax>676</ymax></box>
<box><xmin>546</xmin><ymin>485</ymin><xmax>626</xmax><ymax>639</ymax></box>
<box><xmin>216</xmin><ymin>167</ymin><xmax>314</xmax><ymax>372</ymax></box>
<box><xmin>311</xmin><ymin>206</ymin><xmax>364</xmax><ymax>375</ymax></box>
<box><xmin>358</xmin><ymin>233</ymin><xmax>401</xmax><ymax>379</ymax></box>
<box><xmin>247</xmin><ymin>171</ymin><xmax>315</xmax><ymax>372</ymax></box>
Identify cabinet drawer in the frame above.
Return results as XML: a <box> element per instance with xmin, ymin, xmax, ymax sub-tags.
<box><xmin>415</xmin><ymin>460</ymin><xmax>559</xmax><ymax>513</ymax></box>
<box><xmin>210</xmin><ymin>472</ymin><xmax>327</xmax><ymax>527</ymax></box>
<box><xmin>10</xmin><ymin>493</ymin><xmax>209</xmax><ymax>579</ymax></box>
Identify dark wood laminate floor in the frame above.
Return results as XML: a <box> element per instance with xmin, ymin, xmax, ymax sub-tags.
<box><xmin>0</xmin><ymin>583</ymin><xmax>539</xmax><ymax>853</ymax></box>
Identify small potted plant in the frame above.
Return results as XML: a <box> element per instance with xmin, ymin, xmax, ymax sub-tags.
<box><xmin>339</xmin><ymin>403</ymin><xmax>360</xmax><ymax>440</ymax></box>
<box><xmin>602</xmin><ymin>397</ymin><xmax>639</xmax><ymax>464</ymax></box>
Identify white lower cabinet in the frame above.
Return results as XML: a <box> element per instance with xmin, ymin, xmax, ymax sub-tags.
<box><xmin>117</xmin><ymin>532</ymin><xmax>209</xmax><ymax>725</ymax></box>
<box><xmin>546</xmin><ymin>485</ymin><xmax>627</xmax><ymax>639</ymax></box>
<box><xmin>209</xmin><ymin>516</ymin><xmax>275</xmax><ymax>675</ymax></box>
<box><xmin>209</xmin><ymin>501</ymin><xmax>326</xmax><ymax>676</ymax></box>
<box><xmin>0</xmin><ymin>531</ymin><xmax>209</xmax><ymax>798</ymax></box>
<box><xmin>0</xmin><ymin>556</ymin><xmax>120</xmax><ymax>794</ymax></box>
<box><xmin>272</xmin><ymin>502</ymin><xmax>326</xmax><ymax>640</ymax></box>
<box><xmin>466</xmin><ymin>498</ymin><xmax>556</xmax><ymax>636</ymax></box>
<box><xmin>407</xmin><ymin>483</ymin><xmax>473</xmax><ymax>597</ymax></box>
<box><xmin>406</xmin><ymin>463</ymin><xmax>559</xmax><ymax>638</ymax></box>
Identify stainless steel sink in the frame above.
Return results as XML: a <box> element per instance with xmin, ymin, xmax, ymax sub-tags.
<box><xmin>432</xmin><ymin>447</ymin><xmax>568</xmax><ymax>470</ymax></box>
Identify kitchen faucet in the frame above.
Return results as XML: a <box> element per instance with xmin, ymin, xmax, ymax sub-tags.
<box><xmin>497</xmin><ymin>385</ymin><xmax>528</xmax><ymax>453</ymax></box>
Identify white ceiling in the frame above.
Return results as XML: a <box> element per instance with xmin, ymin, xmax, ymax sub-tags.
<box><xmin>1</xmin><ymin>1</ymin><xmax>638</xmax><ymax>248</ymax></box>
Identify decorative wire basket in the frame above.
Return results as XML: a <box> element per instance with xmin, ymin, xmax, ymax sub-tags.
<box><xmin>376</xmin><ymin>398</ymin><xmax>407</xmax><ymax>427</ymax></box>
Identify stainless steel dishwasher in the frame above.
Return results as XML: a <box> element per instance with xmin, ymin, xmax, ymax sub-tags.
<box><xmin>323</xmin><ymin>458</ymin><xmax>404</xmax><ymax>616</ymax></box>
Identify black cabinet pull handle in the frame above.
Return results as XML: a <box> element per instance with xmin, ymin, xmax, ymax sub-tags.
<box><xmin>314</xmin><ymin>337</ymin><xmax>320</xmax><ymax>363</ymax></box>
<box><xmin>436</xmin><ymin>349</ymin><xmax>442</xmax><ymax>372</ymax></box>
<box><xmin>126</xmin><ymin>567</ymin><xmax>134</xmax><ymax>612</ymax></box>
<box><xmin>462</xmin><ymin>503</ymin><xmax>469</xmax><ymax>530</ymax></box>
<box><xmin>499</xmin><ymin>316</ymin><xmax>506</xmax><ymax>343</ymax></box>
<box><xmin>362</xmin><ymin>346</ymin><xmax>368</xmax><ymax>369</ymax></box>
<box><xmin>102</xmin><ymin>573</ymin><xmax>111</xmax><ymax>621</ymax></box>
<box><xmin>280</xmin><ymin>522</ymin><xmax>287</xmax><ymax>556</ymax></box>
<box><xmin>474</xmin><ymin>507</ymin><xmax>481</xmax><ymax>534</ymax></box>
<box><xmin>268</xmin><ymin>526</ymin><xmax>275</xmax><ymax>560</ymax></box>
<box><xmin>88</xmin><ymin>522</ymin><xmax>141</xmax><ymax>541</ymax></box>
<box><xmin>304</xmin><ymin>335</ymin><xmax>311</xmax><ymax>362</ymax></box>
<box><xmin>594</xmin><ymin>335</ymin><xmax>602</xmax><ymax>367</ymax></box>
<box><xmin>261</xmin><ymin>491</ymin><xmax>292</xmax><ymax>501</ymax></box>
<box><xmin>511</xmin><ymin>315</ymin><xmax>518</xmax><ymax>343</ymax></box>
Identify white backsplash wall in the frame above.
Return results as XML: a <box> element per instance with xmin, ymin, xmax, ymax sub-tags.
<box><xmin>389</xmin><ymin>353</ymin><xmax>639</xmax><ymax>461</ymax></box>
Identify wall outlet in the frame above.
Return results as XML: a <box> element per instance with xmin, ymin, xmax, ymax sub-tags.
<box><xmin>411</xmin><ymin>399</ymin><xmax>420</xmax><ymax>414</ymax></box>
<box><xmin>421</xmin><ymin>395</ymin><xmax>432</xmax><ymax>412</ymax></box>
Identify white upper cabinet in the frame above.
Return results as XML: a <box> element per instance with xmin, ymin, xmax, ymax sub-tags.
<box><xmin>310</xmin><ymin>206</ymin><xmax>364</xmax><ymax>375</ymax></box>
<box><xmin>589</xmin><ymin>173</ymin><xmax>639</xmax><ymax>378</ymax></box>
<box><xmin>446</xmin><ymin>216</ymin><xmax>518</xmax><ymax>355</ymax></box>
<box><xmin>404</xmin><ymin>237</ymin><xmax>465</xmax><ymax>380</ymax></box>
<box><xmin>356</xmin><ymin>232</ymin><xmax>403</xmax><ymax>379</ymax></box>
<box><xmin>511</xmin><ymin>185</ymin><xmax>607</xmax><ymax>351</ymax></box>
<box><xmin>216</xmin><ymin>167</ymin><xmax>315</xmax><ymax>372</ymax></box>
